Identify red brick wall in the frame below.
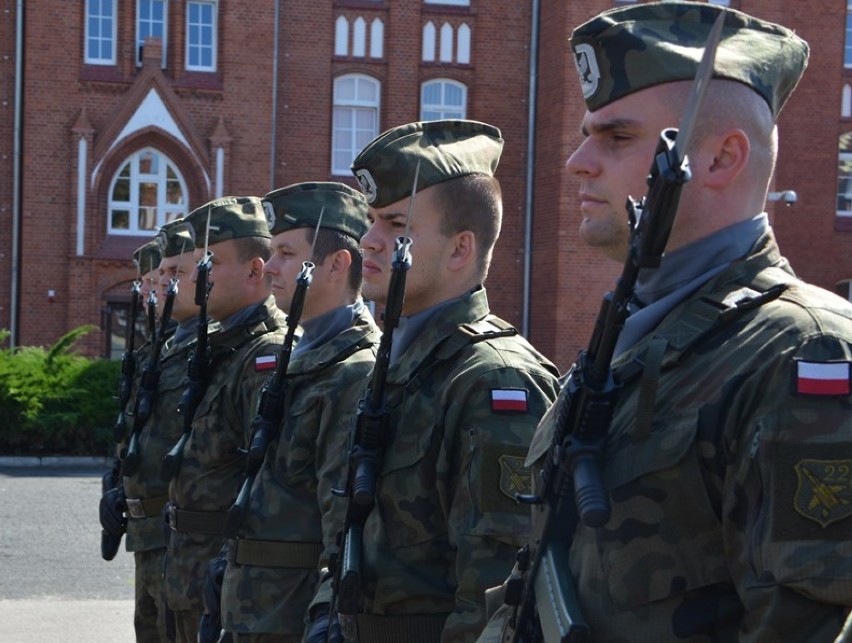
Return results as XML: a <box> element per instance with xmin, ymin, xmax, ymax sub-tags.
<box><xmin>0</xmin><ymin>1</ymin><xmax>16</xmax><ymax>342</ymax></box>
<box><xmin>6</xmin><ymin>0</ymin><xmax>852</xmax><ymax>370</ymax></box>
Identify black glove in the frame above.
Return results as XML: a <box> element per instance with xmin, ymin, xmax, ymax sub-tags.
<box><xmin>305</xmin><ymin>606</ymin><xmax>341</xmax><ymax>643</ymax></box>
<box><xmin>99</xmin><ymin>484</ymin><xmax>127</xmax><ymax>536</ymax></box>
<box><xmin>198</xmin><ymin>557</ymin><xmax>228</xmax><ymax>643</ymax></box>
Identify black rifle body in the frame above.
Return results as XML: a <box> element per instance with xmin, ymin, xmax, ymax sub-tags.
<box><xmin>122</xmin><ymin>280</ymin><xmax>177</xmax><ymax>477</ymax></box>
<box><xmin>505</xmin><ymin>130</ymin><xmax>690</xmax><ymax>643</ymax></box>
<box><xmin>330</xmin><ymin>236</ymin><xmax>411</xmax><ymax>640</ymax></box>
<box><xmin>162</xmin><ymin>254</ymin><xmax>212</xmax><ymax>479</ymax></box>
<box><xmin>224</xmin><ymin>261</ymin><xmax>314</xmax><ymax>537</ymax></box>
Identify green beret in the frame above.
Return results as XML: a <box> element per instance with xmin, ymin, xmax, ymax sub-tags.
<box><xmin>262</xmin><ymin>182</ymin><xmax>370</xmax><ymax>240</ymax></box>
<box><xmin>351</xmin><ymin>119</ymin><xmax>504</xmax><ymax>208</ymax></box>
<box><xmin>185</xmin><ymin>195</ymin><xmax>270</xmax><ymax>248</ymax></box>
<box><xmin>132</xmin><ymin>239</ymin><xmax>162</xmax><ymax>275</ymax></box>
<box><xmin>570</xmin><ymin>0</ymin><xmax>809</xmax><ymax>118</ymax></box>
<box><xmin>156</xmin><ymin>218</ymin><xmax>195</xmax><ymax>258</ymax></box>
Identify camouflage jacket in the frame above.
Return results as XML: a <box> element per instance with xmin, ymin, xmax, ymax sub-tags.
<box><xmin>220</xmin><ymin>306</ymin><xmax>381</xmax><ymax>636</ymax></box>
<box><xmin>164</xmin><ymin>296</ymin><xmax>287</xmax><ymax>612</ymax></box>
<box><xmin>123</xmin><ymin>326</ymin><xmax>202</xmax><ymax>552</ymax></box>
<box><xmin>325</xmin><ymin>287</ymin><xmax>560</xmax><ymax>642</ymax></box>
<box><xmin>527</xmin><ymin>230</ymin><xmax>852</xmax><ymax>642</ymax></box>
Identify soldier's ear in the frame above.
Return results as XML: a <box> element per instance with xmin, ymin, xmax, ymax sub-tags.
<box><xmin>247</xmin><ymin>256</ymin><xmax>266</xmax><ymax>282</ymax></box>
<box><xmin>705</xmin><ymin>128</ymin><xmax>750</xmax><ymax>188</ymax></box>
<box><xmin>446</xmin><ymin>230</ymin><xmax>476</xmax><ymax>272</ymax></box>
<box><xmin>328</xmin><ymin>249</ymin><xmax>353</xmax><ymax>282</ymax></box>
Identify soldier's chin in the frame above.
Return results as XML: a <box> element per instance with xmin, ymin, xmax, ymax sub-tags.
<box><xmin>361</xmin><ymin>281</ymin><xmax>387</xmax><ymax>306</ymax></box>
<box><xmin>273</xmin><ymin>293</ymin><xmax>289</xmax><ymax>310</ymax></box>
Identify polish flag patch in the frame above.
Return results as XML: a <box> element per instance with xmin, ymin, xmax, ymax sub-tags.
<box><xmin>491</xmin><ymin>388</ymin><xmax>529</xmax><ymax>413</ymax></box>
<box><xmin>255</xmin><ymin>355</ymin><xmax>277</xmax><ymax>372</ymax></box>
<box><xmin>794</xmin><ymin>360</ymin><xmax>851</xmax><ymax>397</ymax></box>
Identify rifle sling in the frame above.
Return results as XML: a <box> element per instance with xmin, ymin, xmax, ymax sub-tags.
<box><xmin>620</xmin><ymin>265</ymin><xmax>792</xmax><ymax>443</ymax></box>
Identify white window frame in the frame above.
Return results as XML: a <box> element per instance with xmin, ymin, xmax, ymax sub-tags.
<box><xmin>370</xmin><ymin>19</ymin><xmax>384</xmax><ymax>59</ymax></box>
<box><xmin>335</xmin><ymin>16</ymin><xmax>349</xmax><ymax>56</ymax></box>
<box><xmin>422</xmin><ymin>21</ymin><xmax>436</xmax><ymax>62</ymax></box>
<box><xmin>85</xmin><ymin>0</ymin><xmax>117</xmax><ymax>65</ymax></box>
<box><xmin>353</xmin><ymin>17</ymin><xmax>367</xmax><ymax>57</ymax></box>
<box><xmin>837</xmin><ymin>134</ymin><xmax>852</xmax><ymax>217</ymax></box>
<box><xmin>457</xmin><ymin>23</ymin><xmax>471</xmax><ymax>64</ymax></box>
<box><xmin>421</xmin><ymin>79</ymin><xmax>467</xmax><ymax>121</ymax></box>
<box><xmin>136</xmin><ymin>0</ymin><xmax>169</xmax><ymax>67</ymax></box>
<box><xmin>108</xmin><ymin>148</ymin><xmax>189</xmax><ymax>236</ymax></box>
<box><xmin>439</xmin><ymin>23</ymin><xmax>454</xmax><ymax>63</ymax></box>
<box><xmin>332</xmin><ymin>74</ymin><xmax>380</xmax><ymax>176</ymax></box>
<box><xmin>424</xmin><ymin>0</ymin><xmax>470</xmax><ymax>6</ymax></box>
<box><xmin>186</xmin><ymin>0</ymin><xmax>217</xmax><ymax>72</ymax></box>
<box><xmin>847</xmin><ymin>2</ymin><xmax>852</xmax><ymax>68</ymax></box>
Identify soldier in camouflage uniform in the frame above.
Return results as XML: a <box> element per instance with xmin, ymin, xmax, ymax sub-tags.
<box><xmin>163</xmin><ymin>196</ymin><xmax>287</xmax><ymax>643</ymax></box>
<box><xmin>122</xmin><ymin>219</ymin><xmax>202</xmax><ymax>642</ymax></box>
<box><xmin>306</xmin><ymin>120</ymin><xmax>561</xmax><ymax>643</ymax></box>
<box><xmin>486</xmin><ymin>3</ymin><xmax>852</xmax><ymax>642</ymax></box>
<box><xmin>100</xmin><ymin>237</ymin><xmax>164</xmax><ymax>575</ymax></box>
<box><xmin>214</xmin><ymin>182</ymin><xmax>381</xmax><ymax>642</ymax></box>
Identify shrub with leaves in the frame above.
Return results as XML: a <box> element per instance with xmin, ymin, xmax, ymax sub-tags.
<box><xmin>0</xmin><ymin>326</ymin><xmax>121</xmax><ymax>455</ymax></box>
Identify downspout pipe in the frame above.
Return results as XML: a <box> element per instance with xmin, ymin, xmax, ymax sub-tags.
<box><xmin>10</xmin><ymin>0</ymin><xmax>23</xmax><ymax>347</ymax></box>
<box><xmin>522</xmin><ymin>0</ymin><xmax>540</xmax><ymax>337</ymax></box>
<box><xmin>269</xmin><ymin>0</ymin><xmax>280</xmax><ymax>190</ymax></box>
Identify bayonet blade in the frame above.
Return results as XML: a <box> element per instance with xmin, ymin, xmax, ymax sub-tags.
<box><xmin>672</xmin><ymin>11</ymin><xmax>726</xmax><ymax>167</ymax></box>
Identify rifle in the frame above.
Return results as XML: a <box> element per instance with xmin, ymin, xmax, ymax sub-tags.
<box><xmin>502</xmin><ymin>14</ymin><xmax>725</xmax><ymax>643</ymax></box>
<box><xmin>162</xmin><ymin>241</ymin><xmax>213</xmax><ymax>480</ymax></box>
<box><xmin>122</xmin><ymin>276</ymin><xmax>178</xmax><ymax>477</ymax></box>
<box><xmin>224</xmin><ymin>209</ymin><xmax>323</xmax><ymax>538</ymax></box>
<box><xmin>101</xmin><ymin>279</ymin><xmax>143</xmax><ymax>561</ymax></box>
<box><xmin>329</xmin><ymin>163</ymin><xmax>420</xmax><ymax>641</ymax></box>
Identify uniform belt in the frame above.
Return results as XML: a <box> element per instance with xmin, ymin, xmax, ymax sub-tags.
<box><xmin>125</xmin><ymin>494</ymin><xmax>169</xmax><ymax>520</ymax></box>
<box><xmin>167</xmin><ymin>505</ymin><xmax>227</xmax><ymax>535</ymax></box>
<box><xmin>230</xmin><ymin>538</ymin><xmax>323</xmax><ymax>569</ymax></box>
<box><xmin>353</xmin><ymin>613</ymin><xmax>449</xmax><ymax>643</ymax></box>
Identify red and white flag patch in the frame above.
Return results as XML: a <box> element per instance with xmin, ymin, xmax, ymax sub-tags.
<box><xmin>491</xmin><ymin>388</ymin><xmax>529</xmax><ymax>413</ymax></box>
<box><xmin>255</xmin><ymin>355</ymin><xmax>277</xmax><ymax>372</ymax></box>
<box><xmin>794</xmin><ymin>360</ymin><xmax>851</xmax><ymax>396</ymax></box>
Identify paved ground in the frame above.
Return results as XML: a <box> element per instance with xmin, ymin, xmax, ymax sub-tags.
<box><xmin>0</xmin><ymin>459</ymin><xmax>135</xmax><ymax>642</ymax></box>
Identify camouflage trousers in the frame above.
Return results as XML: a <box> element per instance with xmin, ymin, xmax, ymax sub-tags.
<box><xmin>173</xmin><ymin>607</ymin><xmax>203</xmax><ymax>643</ymax></box>
<box><xmin>134</xmin><ymin>548</ymin><xmax>172</xmax><ymax>643</ymax></box>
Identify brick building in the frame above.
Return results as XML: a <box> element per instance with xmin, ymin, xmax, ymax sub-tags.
<box><xmin>1</xmin><ymin>0</ymin><xmax>850</xmax><ymax>370</ymax></box>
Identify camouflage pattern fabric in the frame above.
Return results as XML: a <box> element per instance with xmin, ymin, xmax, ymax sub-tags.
<box><xmin>220</xmin><ymin>307</ymin><xmax>381</xmax><ymax>638</ymax></box>
<box><xmin>570</xmin><ymin>1</ymin><xmax>809</xmax><ymax>117</ymax></box>
<box><xmin>185</xmin><ymin>195</ymin><xmax>271</xmax><ymax>247</ymax></box>
<box><xmin>124</xmin><ymin>328</ymin><xmax>204</xmax><ymax>552</ymax></box>
<box><xmin>164</xmin><ymin>297</ymin><xmax>287</xmax><ymax>617</ymax></box>
<box><xmin>351</xmin><ymin>120</ymin><xmax>504</xmax><ymax>208</ymax></box>
<box><xmin>319</xmin><ymin>287</ymin><xmax>560</xmax><ymax>642</ymax></box>
<box><xmin>133</xmin><ymin>549</ymin><xmax>171</xmax><ymax>643</ymax></box>
<box><xmin>525</xmin><ymin>230</ymin><xmax>852</xmax><ymax>642</ymax></box>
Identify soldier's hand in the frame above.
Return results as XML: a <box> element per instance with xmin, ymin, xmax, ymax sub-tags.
<box><xmin>199</xmin><ymin>557</ymin><xmax>227</xmax><ymax>643</ymax></box>
<box><xmin>202</xmin><ymin>556</ymin><xmax>228</xmax><ymax>614</ymax></box>
<box><xmin>99</xmin><ymin>486</ymin><xmax>127</xmax><ymax>536</ymax></box>
<box><xmin>305</xmin><ymin>606</ymin><xmax>340</xmax><ymax>643</ymax></box>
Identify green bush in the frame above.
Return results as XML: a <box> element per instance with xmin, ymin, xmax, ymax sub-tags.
<box><xmin>0</xmin><ymin>326</ymin><xmax>121</xmax><ymax>456</ymax></box>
